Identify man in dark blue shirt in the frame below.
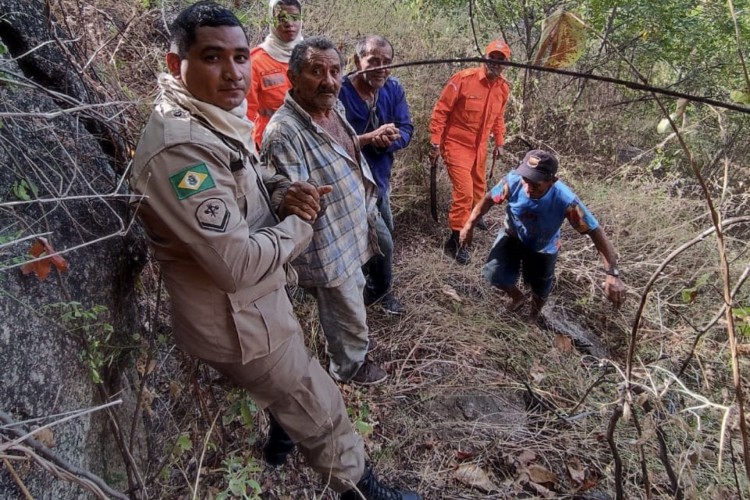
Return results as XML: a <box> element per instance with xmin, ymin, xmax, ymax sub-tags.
<box><xmin>340</xmin><ymin>34</ymin><xmax>414</xmax><ymax>314</ymax></box>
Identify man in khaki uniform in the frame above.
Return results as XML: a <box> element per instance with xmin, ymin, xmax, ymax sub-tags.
<box><xmin>128</xmin><ymin>2</ymin><xmax>420</xmax><ymax>499</ymax></box>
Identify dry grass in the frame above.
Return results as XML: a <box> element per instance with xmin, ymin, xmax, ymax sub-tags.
<box><xmin>24</xmin><ymin>0</ymin><xmax>750</xmax><ymax>498</ymax></box>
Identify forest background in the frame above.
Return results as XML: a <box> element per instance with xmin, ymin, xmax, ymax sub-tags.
<box><xmin>1</xmin><ymin>0</ymin><xmax>750</xmax><ymax>499</ymax></box>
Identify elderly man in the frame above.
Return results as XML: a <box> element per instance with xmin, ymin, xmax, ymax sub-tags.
<box><xmin>129</xmin><ymin>3</ymin><xmax>419</xmax><ymax>498</ymax></box>
<box><xmin>339</xmin><ymin>34</ymin><xmax>414</xmax><ymax>315</ymax></box>
<box><xmin>460</xmin><ymin>150</ymin><xmax>627</xmax><ymax>321</ymax></box>
<box><xmin>261</xmin><ymin>36</ymin><xmax>392</xmax><ymax>386</ymax></box>
<box><xmin>430</xmin><ymin>39</ymin><xmax>512</xmax><ymax>264</ymax></box>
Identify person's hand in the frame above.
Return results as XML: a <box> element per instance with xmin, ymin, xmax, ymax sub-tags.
<box><xmin>369</xmin><ymin>123</ymin><xmax>399</xmax><ymax>148</ymax></box>
<box><xmin>604</xmin><ymin>275</ymin><xmax>626</xmax><ymax>309</ymax></box>
<box><xmin>281</xmin><ymin>182</ymin><xmax>333</xmax><ymax>222</ymax></box>
<box><xmin>429</xmin><ymin>143</ymin><xmax>441</xmax><ymax>162</ymax></box>
<box><xmin>492</xmin><ymin>145</ymin><xmax>503</xmax><ymax>160</ymax></box>
<box><xmin>459</xmin><ymin>224</ymin><xmax>474</xmax><ymax>247</ymax></box>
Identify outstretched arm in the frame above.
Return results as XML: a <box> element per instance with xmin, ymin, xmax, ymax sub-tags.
<box><xmin>589</xmin><ymin>227</ymin><xmax>626</xmax><ymax>308</ymax></box>
<box><xmin>459</xmin><ymin>191</ymin><xmax>495</xmax><ymax>247</ymax></box>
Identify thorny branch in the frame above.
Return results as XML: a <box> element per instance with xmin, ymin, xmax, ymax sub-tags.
<box><xmin>356</xmin><ymin>57</ymin><xmax>750</xmax><ymax>114</ymax></box>
<box><xmin>0</xmin><ymin>406</ymin><xmax>128</xmax><ymax>499</ymax></box>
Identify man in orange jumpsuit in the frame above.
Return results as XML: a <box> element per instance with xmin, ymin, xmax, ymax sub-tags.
<box><xmin>246</xmin><ymin>0</ymin><xmax>303</xmax><ymax>148</ymax></box>
<box><xmin>429</xmin><ymin>39</ymin><xmax>511</xmax><ymax>264</ymax></box>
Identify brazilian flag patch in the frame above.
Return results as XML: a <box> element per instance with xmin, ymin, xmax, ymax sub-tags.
<box><xmin>169</xmin><ymin>163</ymin><xmax>216</xmax><ymax>200</ymax></box>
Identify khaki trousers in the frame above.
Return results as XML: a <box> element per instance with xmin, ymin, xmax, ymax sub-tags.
<box><xmin>207</xmin><ymin>330</ymin><xmax>365</xmax><ymax>492</ymax></box>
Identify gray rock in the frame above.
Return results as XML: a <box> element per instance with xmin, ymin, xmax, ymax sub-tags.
<box><xmin>0</xmin><ymin>1</ymin><xmax>148</xmax><ymax>497</ymax></box>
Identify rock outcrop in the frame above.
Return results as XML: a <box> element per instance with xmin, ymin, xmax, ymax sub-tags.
<box><xmin>0</xmin><ymin>1</ymin><xmax>148</xmax><ymax>497</ymax></box>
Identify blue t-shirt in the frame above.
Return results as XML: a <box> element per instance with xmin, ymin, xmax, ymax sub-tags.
<box><xmin>338</xmin><ymin>76</ymin><xmax>414</xmax><ymax>197</ymax></box>
<box><xmin>489</xmin><ymin>171</ymin><xmax>599</xmax><ymax>254</ymax></box>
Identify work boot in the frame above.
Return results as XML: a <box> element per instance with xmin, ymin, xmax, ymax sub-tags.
<box><xmin>340</xmin><ymin>463</ymin><xmax>422</xmax><ymax>500</ymax></box>
<box><xmin>443</xmin><ymin>230</ymin><xmax>470</xmax><ymax>265</ymax></box>
<box><xmin>263</xmin><ymin>415</ymin><xmax>295</xmax><ymax>466</ymax></box>
<box><xmin>379</xmin><ymin>292</ymin><xmax>404</xmax><ymax>315</ymax></box>
<box><xmin>350</xmin><ymin>360</ymin><xmax>388</xmax><ymax>386</ymax></box>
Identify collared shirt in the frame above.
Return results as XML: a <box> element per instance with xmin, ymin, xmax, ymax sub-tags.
<box><xmin>338</xmin><ymin>76</ymin><xmax>414</xmax><ymax>197</ymax></box>
<box><xmin>490</xmin><ymin>171</ymin><xmax>599</xmax><ymax>254</ymax></box>
<box><xmin>129</xmin><ymin>93</ymin><xmax>313</xmax><ymax>364</ymax></box>
<box><xmin>430</xmin><ymin>66</ymin><xmax>510</xmax><ymax>149</ymax></box>
<box><xmin>261</xmin><ymin>93</ymin><xmax>379</xmax><ymax>288</ymax></box>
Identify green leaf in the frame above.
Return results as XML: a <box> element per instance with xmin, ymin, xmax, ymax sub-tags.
<box><xmin>681</xmin><ymin>287</ymin><xmax>697</xmax><ymax>303</ymax></box>
<box><xmin>729</xmin><ymin>90</ymin><xmax>750</xmax><ymax>105</ymax></box>
<box><xmin>12</xmin><ymin>180</ymin><xmax>30</xmax><ymax>201</ymax></box>
<box><xmin>239</xmin><ymin>398</ymin><xmax>255</xmax><ymax>428</ymax></box>
<box><xmin>175</xmin><ymin>433</ymin><xmax>193</xmax><ymax>455</ymax></box>
<box><xmin>354</xmin><ymin>420</ymin><xmax>373</xmax><ymax>436</ymax></box>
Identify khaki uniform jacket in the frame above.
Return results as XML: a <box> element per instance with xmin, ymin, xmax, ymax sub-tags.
<box><xmin>130</xmin><ymin>99</ymin><xmax>313</xmax><ymax>364</ymax></box>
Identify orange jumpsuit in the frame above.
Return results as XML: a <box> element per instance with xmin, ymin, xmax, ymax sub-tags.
<box><xmin>246</xmin><ymin>46</ymin><xmax>291</xmax><ymax>148</ymax></box>
<box><xmin>430</xmin><ymin>66</ymin><xmax>510</xmax><ymax>230</ymax></box>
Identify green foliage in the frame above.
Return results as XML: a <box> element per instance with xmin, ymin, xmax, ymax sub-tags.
<box><xmin>348</xmin><ymin>401</ymin><xmax>374</xmax><ymax>437</ymax></box>
<box><xmin>734</xmin><ymin>305</ymin><xmax>750</xmax><ymax>338</ymax></box>
<box><xmin>172</xmin><ymin>432</ymin><xmax>193</xmax><ymax>457</ymax></box>
<box><xmin>42</xmin><ymin>302</ymin><xmax>117</xmax><ymax>384</ymax></box>
<box><xmin>681</xmin><ymin>272</ymin><xmax>712</xmax><ymax>303</ymax></box>
<box><xmin>12</xmin><ymin>179</ymin><xmax>39</xmax><ymax>201</ymax></box>
<box><xmin>223</xmin><ymin>389</ymin><xmax>259</xmax><ymax>431</ymax></box>
<box><xmin>216</xmin><ymin>453</ymin><xmax>262</xmax><ymax>500</ymax></box>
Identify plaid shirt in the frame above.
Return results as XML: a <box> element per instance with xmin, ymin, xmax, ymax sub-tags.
<box><xmin>261</xmin><ymin>93</ymin><xmax>379</xmax><ymax>288</ymax></box>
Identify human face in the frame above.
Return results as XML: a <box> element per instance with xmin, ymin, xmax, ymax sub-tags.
<box><xmin>167</xmin><ymin>26</ymin><xmax>250</xmax><ymax>111</ymax></box>
<box><xmin>484</xmin><ymin>51</ymin><xmax>506</xmax><ymax>80</ymax></box>
<box><xmin>356</xmin><ymin>42</ymin><xmax>393</xmax><ymax>90</ymax></box>
<box><xmin>289</xmin><ymin>47</ymin><xmax>342</xmax><ymax>115</ymax></box>
<box><xmin>521</xmin><ymin>176</ymin><xmax>555</xmax><ymax>199</ymax></box>
<box><xmin>272</xmin><ymin>5</ymin><xmax>302</xmax><ymax>43</ymax></box>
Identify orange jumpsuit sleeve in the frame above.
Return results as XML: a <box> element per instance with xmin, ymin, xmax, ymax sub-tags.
<box><xmin>491</xmin><ymin>82</ymin><xmax>510</xmax><ymax>146</ymax></box>
<box><xmin>246</xmin><ymin>60</ymin><xmax>261</xmax><ymax>124</ymax></box>
<box><xmin>429</xmin><ymin>73</ymin><xmax>462</xmax><ymax>145</ymax></box>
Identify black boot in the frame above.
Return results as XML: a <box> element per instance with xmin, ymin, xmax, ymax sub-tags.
<box><xmin>263</xmin><ymin>414</ymin><xmax>295</xmax><ymax>466</ymax></box>
<box><xmin>443</xmin><ymin>230</ymin><xmax>470</xmax><ymax>265</ymax></box>
<box><xmin>340</xmin><ymin>464</ymin><xmax>421</xmax><ymax>500</ymax></box>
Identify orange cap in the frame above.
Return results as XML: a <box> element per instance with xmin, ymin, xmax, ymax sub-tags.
<box><xmin>485</xmin><ymin>39</ymin><xmax>510</xmax><ymax>59</ymax></box>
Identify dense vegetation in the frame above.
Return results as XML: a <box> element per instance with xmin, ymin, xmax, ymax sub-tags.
<box><xmin>1</xmin><ymin>0</ymin><xmax>749</xmax><ymax>498</ymax></box>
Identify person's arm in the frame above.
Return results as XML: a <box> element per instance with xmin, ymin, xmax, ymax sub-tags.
<box><xmin>135</xmin><ymin>143</ymin><xmax>313</xmax><ymax>294</ymax></box>
<box><xmin>459</xmin><ymin>176</ymin><xmax>510</xmax><ymax>246</ymax></box>
<box><xmin>384</xmin><ymin>82</ymin><xmax>414</xmax><ymax>153</ymax></box>
<box><xmin>245</xmin><ymin>61</ymin><xmax>261</xmax><ymax>123</ymax></box>
<box><xmin>260</xmin><ymin>130</ymin><xmax>334</xmax><ymax>221</ymax></box>
<box><xmin>459</xmin><ymin>191</ymin><xmax>494</xmax><ymax>247</ymax></box>
<box><xmin>589</xmin><ymin>227</ymin><xmax>626</xmax><ymax>309</ymax></box>
<box><xmin>429</xmin><ymin>74</ymin><xmax>461</xmax><ymax>160</ymax></box>
<box><xmin>490</xmin><ymin>82</ymin><xmax>510</xmax><ymax>159</ymax></box>
<box><xmin>358</xmin><ymin>123</ymin><xmax>401</xmax><ymax>148</ymax></box>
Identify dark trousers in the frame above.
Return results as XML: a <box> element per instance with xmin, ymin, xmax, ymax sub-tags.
<box><xmin>362</xmin><ymin>193</ymin><xmax>394</xmax><ymax>299</ymax></box>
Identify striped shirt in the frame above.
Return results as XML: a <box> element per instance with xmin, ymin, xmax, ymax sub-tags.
<box><xmin>261</xmin><ymin>93</ymin><xmax>379</xmax><ymax>288</ymax></box>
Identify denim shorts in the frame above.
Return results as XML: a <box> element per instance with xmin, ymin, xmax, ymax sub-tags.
<box><xmin>482</xmin><ymin>231</ymin><xmax>558</xmax><ymax>299</ymax></box>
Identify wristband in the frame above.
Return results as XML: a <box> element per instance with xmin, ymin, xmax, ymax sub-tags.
<box><xmin>605</xmin><ymin>267</ymin><xmax>620</xmax><ymax>277</ymax></box>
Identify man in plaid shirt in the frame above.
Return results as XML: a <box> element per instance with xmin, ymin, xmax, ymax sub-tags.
<box><xmin>262</xmin><ymin>36</ymin><xmax>395</xmax><ymax>386</ymax></box>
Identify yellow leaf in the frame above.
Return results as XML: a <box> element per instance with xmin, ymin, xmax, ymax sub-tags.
<box><xmin>533</xmin><ymin>9</ymin><xmax>587</xmax><ymax>69</ymax></box>
<box><xmin>34</xmin><ymin>428</ymin><xmax>55</xmax><ymax>448</ymax></box>
<box><xmin>454</xmin><ymin>463</ymin><xmax>499</xmax><ymax>493</ymax></box>
<box><xmin>524</xmin><ymin>464</ymin><xmax>558</xmax><ymax>484</ymax></box>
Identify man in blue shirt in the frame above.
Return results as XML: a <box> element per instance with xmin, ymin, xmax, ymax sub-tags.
<box><xmin>460</xmin><ymin>150</ymin><xmax>626</xmax><ymax>321</ymax></box>
<box><xmin>339</xmin><ymin>34</ymin><xmax>414</xmax><ymax>315</ymax></box>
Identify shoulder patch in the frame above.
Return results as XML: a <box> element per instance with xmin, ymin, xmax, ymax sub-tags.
<box><xmin>196</xmin><ymin>198</ymin><xmax>230</xmax><ymax>232</ymax></box>
<box><xmin>169</xmin><ymin>163</ymin><xmax>216</xmax><ymax>200</ymax></box>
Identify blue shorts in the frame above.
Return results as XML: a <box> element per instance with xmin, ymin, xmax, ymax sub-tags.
<box><xmin>482</xmin><ymin>231</ymin><xmax>557</xmax><ymax>299</ymax></box>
